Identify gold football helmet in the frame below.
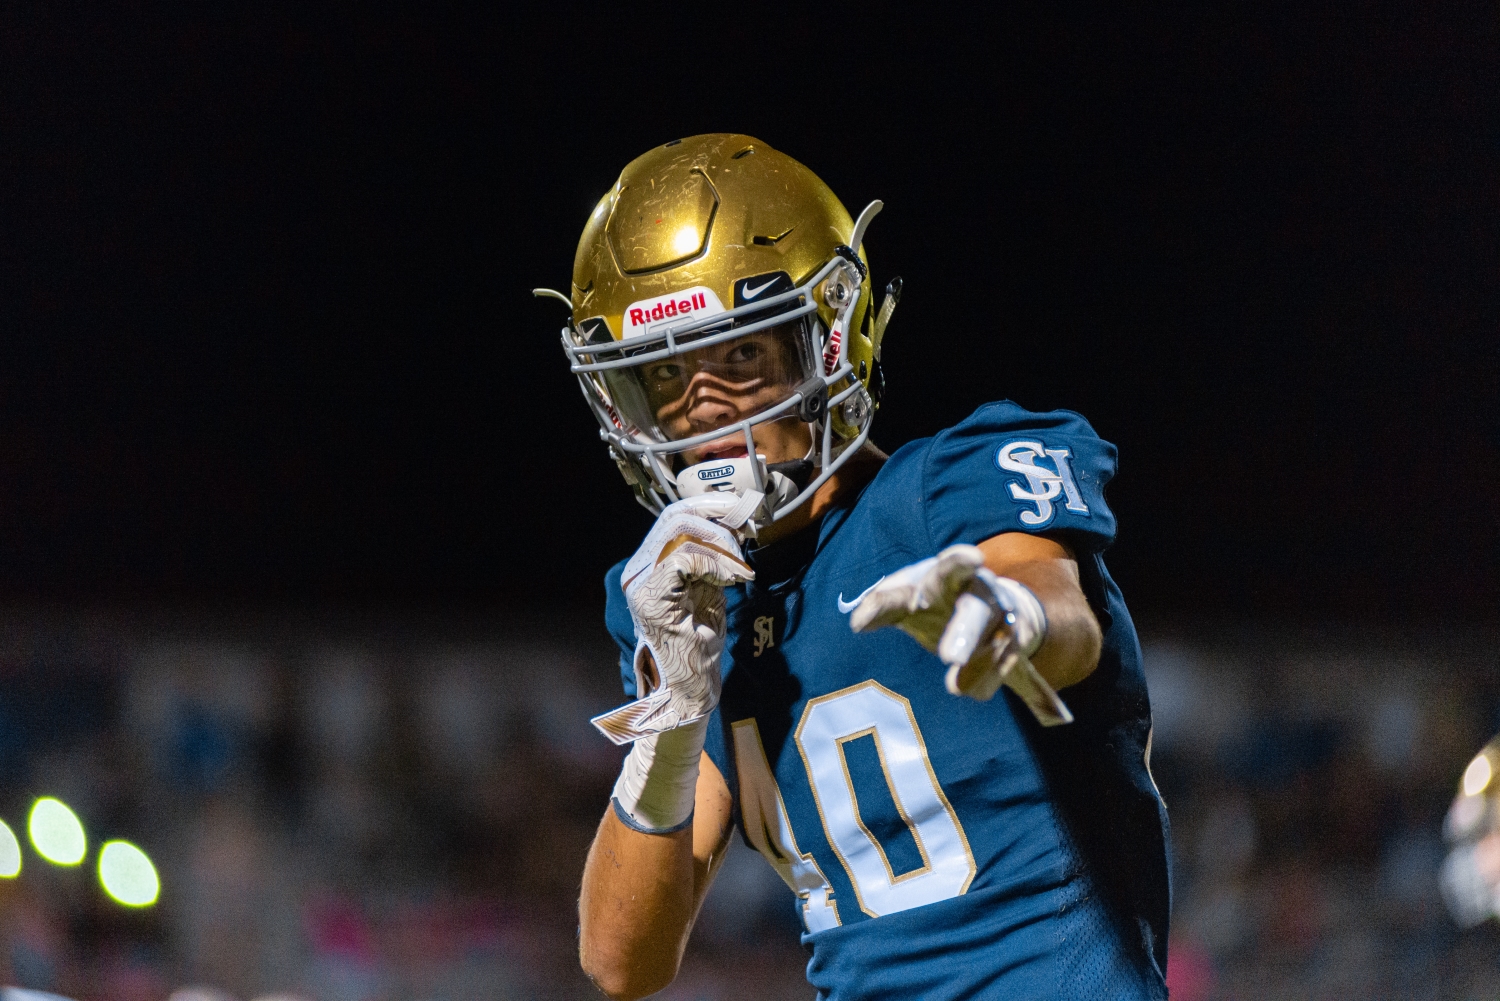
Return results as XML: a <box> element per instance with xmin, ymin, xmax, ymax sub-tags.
<box><xmin>536</xmin><ymin>134</ymin><xmax>900</xmax><ymax>525</ymax></box>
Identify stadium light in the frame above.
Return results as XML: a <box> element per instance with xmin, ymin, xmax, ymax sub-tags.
<box><xmin>0</xmin><ymin>819</ymin><xmax>20</xmax><ymax>877</ymax></box>
<box><xmin>28</xmin><ymin>797</ymin><xmax>86</xmax><ymax>866</ymax></box>
<box><xmin>98</xmin><ymin>840</ymin><xmax>159</xmax><ymax>907</ymax></box>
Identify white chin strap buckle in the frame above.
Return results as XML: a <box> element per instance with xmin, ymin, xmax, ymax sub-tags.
<box><xmin>676</xmin><ymin>456</ymin><xmax>799</xmax><ymax>534</ymax></box>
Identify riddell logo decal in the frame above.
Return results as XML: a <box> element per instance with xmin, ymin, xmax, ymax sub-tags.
<box><xmin>622</xmin><ymin>286</ymin><xmax>725</xmax><ymax>335</ymax></box>
<box><xmin>698</xmin><ymin>464</ymin><xmax>735</xmax><ymax>480</ymax></box>
<box><xmin>630</xmin><ymin>293</ymin><xmax>706</xmax><ymax>326</ymax></box>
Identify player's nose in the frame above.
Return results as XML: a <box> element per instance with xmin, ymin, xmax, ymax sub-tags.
<box><xmin>685</xmin><ymin>376</ymin><xmax>740</xmax><ymax>432</ymax></box>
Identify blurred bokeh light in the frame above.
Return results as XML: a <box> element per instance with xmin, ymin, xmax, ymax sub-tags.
<box><xmin>0</xmin><ymin>822</ymin><xmax>20</xmax><ymax>879</ymax></box>
<box><xmin>1463</xmin><ymin>753</ymin><xmax>1492</xmax><ymax>798</ymax></box>
<box><xmin>27</xmin><ymin>799</ymin><xmax>85</xmax><ymax>867</ymax></box>
<box><xmin>98</xmin><ymin>840</ymin><xmax>160</xmax><ymax>908</ymax></box>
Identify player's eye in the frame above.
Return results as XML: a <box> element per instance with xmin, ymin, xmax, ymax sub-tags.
<box><xmin>647</xmin><ymin>363</ymin><xmax>681</xmax><ymax>383</ymax></box>
<box><xmin>724</xmin><ymin>341</ymin><xmax>762</xmax><ymax>364</ymax></box>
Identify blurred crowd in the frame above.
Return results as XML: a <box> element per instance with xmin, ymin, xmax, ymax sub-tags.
<box><xmin>0</xmin><ymin>608</ymin><xmax>804</xmax><ymax>1000</ymax></box>
<box><xmin>1152</xmin><ymin>626</ymin><xmax>1500</xmax><ymax>1000</ymax></box>
<box><xmin>0</xmin><ymin>609</ymin><xmax>1493</xmax><ymax>1000</ymax></box>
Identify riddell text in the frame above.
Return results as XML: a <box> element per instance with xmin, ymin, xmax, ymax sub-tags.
<box><xmin>628</xmin><ymin>293</ymin><xmax>707</xmax><ymax>328</ymax></box>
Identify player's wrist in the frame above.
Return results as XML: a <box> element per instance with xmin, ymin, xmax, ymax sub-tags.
<box><xmin>610</xmin><ymin>717</ymin><xmax>707</xmax><ymax>834</ymax></box>
<box><xmin>974</xmin><ymin>569</ymin><xmax>1048</xmax><ymax>657</ymax></box>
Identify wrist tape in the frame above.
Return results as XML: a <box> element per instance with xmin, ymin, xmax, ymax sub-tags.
<box><xmin>610</xmin><ymin>716</ymin><xmax>706</xmax><ymax>834</ymax></box>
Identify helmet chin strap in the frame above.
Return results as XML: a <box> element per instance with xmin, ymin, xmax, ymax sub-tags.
<box><xmin>766</xmin><ymin>438</ymin><xmax>816</xmax><ymax>490</ymax></box>
<box><xmin>767</xmin><ymin>457</ymin><xmax>815</xmax><ymax>490</ymax></box>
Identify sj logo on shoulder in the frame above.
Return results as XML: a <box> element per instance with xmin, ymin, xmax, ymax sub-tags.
<box><xmin>995</xmin><ymin>441</ymin><xmax>1090</xmax><ymax>527</ymax></box>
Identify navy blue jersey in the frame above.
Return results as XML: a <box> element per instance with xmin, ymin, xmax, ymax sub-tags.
<box><xmin>605</xmin><ymin>402</ymin><xmax>1170</xmax><ymax>1000</ymax></box>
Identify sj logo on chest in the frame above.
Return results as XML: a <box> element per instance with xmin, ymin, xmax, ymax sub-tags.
<box><xmin>995</xmin><ymin>440</ymin><xmax>1090</xmax><ymax>527</ymax></box>
<box><xmin>753</xmin><ymin>615</ymin><xmax>776</xmax><ymax>657</ymax></box>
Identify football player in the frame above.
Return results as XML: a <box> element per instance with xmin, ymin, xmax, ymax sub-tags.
<box><xmin>538</xmin><ymin>134</ymin><xmax>1170</xmax><ymax>1000</ymax></box>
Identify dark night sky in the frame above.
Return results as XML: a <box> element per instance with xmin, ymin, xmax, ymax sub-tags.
<box><xmin>1</xmin><ymin>5</ymin><xmax>1495</xmax><ymax>620</ymax></box>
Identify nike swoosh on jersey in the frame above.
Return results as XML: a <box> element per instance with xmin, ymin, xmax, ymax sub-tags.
<box><xmin>837</xmin><ymin>576</ymin><xmax>886</xmax><ymax>614</ymax></box>
<box><xmin>741</xmin><ymin>277</ymin><xmax>778</xmax><ymax>299</ymax></box>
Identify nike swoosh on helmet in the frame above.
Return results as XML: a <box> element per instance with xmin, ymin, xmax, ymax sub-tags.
<box><xmin>837</xmin><ymin>575</ymin><xmax>886</xmax><ymax>614</ymax></box>
<box><xmin>741</xmin><ymin>277</ymin><xmax>778</xmax><ymax>299</ymax></box>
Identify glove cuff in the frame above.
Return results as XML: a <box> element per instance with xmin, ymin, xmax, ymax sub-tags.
<box><xmin>976</xmin><ymin>570</ymin><xmax>1048</xmax><ymax>657</ymax></box>
<box><xmin>611</xmin><ymin>716</ymin><xmax>707</xmax><ymax>833</ymax></box>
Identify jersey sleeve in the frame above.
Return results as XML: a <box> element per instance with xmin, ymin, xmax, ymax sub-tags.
<box><xmin>603</xmin><ymin>559</ymin><xmax>639</xmax><ymax>698</ymax></box>
<box><xmin>923</xmin><ymin>402</ymin><xmax>1118</xmax><ymax>555</ymax></box>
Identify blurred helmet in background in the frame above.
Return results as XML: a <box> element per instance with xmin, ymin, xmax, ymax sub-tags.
<box><xmin>1441</xmin><ymin>735</ymin><xmax>1500</xmax><ymax>927</ymax></box>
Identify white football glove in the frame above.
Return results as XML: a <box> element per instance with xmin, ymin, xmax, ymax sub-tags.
<box><xmin>593</xmin><ymin>495</ymin><xmax>754</xmax><ymax>833</ymax></box>
<box><xmin>591</xmin><ymin>494</ymin><xmax>754</xmax><ymax>746</ymax></box>
<box><xmin>849</xmin><ymin>544</ymin><xmax>1073</xmax><ymax>726</ymax></box>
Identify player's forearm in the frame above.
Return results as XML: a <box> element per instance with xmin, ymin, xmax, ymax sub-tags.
<box><xmin>1001</xmin><ymin>558</ymin><xmax>1102</xmax><ymax>689</ymax></box>
<box><xmin>579</xmin><ymin>754</ymin><xmax>733</xmax><ymax>999</ymax></box>
<box><xmin>974</xmin><ymin>533</ymin><xmax>1101</xmax><ymax>690</ymax></box>
<box><xmin>579</xmin><ymin>809</ymin><xmax>697</xmax><ymax>1000</ymax></box>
